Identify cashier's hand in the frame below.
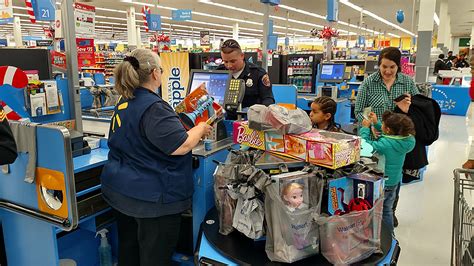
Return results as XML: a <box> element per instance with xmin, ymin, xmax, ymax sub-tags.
<box><xmin>361</xmin><ymin>119</ymin><xmax>371</xmax><ymax>128</ymax></box>
<box><xmin>197</xmin><ymin>122</ymin><xmax>213</xmax><ymax>138</ymax></box>
<box><xmin>395</xmin><ymin>94</ymin><xmax>411</xmax><ymax>113</ymax></box>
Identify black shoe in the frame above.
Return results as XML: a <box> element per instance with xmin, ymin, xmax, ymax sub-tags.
<box><xmin>394</xmin><ymin>214</ymin><xmax>399</xmax><ymax>228</ymax></box>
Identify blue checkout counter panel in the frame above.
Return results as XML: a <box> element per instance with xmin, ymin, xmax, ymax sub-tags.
<box><xmin>432</xmin><ymin>84</ymin><xmax>470</xmax><ymax>116</ymax></box>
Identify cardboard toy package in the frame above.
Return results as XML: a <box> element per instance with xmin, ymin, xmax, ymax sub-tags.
<box><xmin>295</xmin><ymin>129</ymin><xmax>361</xmax><ymax>169</ymax></box>
<box><xmin>233</xmin><ymin>121</ymin><xmax>361</xmax><ymax>169</ymax></box>
<box><xmin>175</xmin><ymin>83</ymin><xmax>224</xmax><ymax>130</ymax></box>
<box><xmin>327</xmin><ymin>173</ymin><xmax>384</xmax><ymax>216</ymax></box>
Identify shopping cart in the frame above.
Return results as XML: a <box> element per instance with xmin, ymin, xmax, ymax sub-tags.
<box><xmin>451</xmin><ymin>169</ymin><xmax>474</xmax><ymax>266</ymax></box>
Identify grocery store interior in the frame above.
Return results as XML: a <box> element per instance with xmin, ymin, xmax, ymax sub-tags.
<box><xmin>0</xmin><ymin>0</ymin><xmax>473</xmax><ymax>265</ymax></box>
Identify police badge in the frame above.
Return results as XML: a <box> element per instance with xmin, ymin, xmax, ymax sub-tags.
<box><xmin>246</xmin><ymin>78</ymin><xmax>253</xmax><ymax>87</ymax></box>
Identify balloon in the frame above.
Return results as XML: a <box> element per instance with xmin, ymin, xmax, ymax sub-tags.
<box><xmin>396</xmin><ymin>10</ymin><xmax>405</xmax><ymax>24</ymax></box>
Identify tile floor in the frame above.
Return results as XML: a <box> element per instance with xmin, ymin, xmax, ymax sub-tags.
<box><xmin>396</xmin><ymin>106</ymin><xmax>472</xmax><ymax>265</ymax></box>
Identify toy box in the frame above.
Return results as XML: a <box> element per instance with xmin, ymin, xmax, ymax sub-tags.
<box><xmin>296</xmin><ymin>129</ymin><xmax>360</xmax><ymax>169</ymax></box>
<box><xmin>271</xmin><ymin>171</ymin><xmax>310</xmax><ymax>211</ymax></box>
<box><xmin>233</xmin><ymin>122</ymin><xmax>361</xmax><ymax>169</ymax></box>
<box><xmin>327</xmin><ymin>173</ymin><xmax>384</xmax><ymax>216</ymax></box>
<box><xmin>175</xmin><ymin>83</ymin><xmax>224</xmax><ymax>130</ymax></box>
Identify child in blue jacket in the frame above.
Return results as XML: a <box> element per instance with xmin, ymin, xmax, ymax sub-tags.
<box><xmin>360</xmin><ymin>111</ymin><xmax>416</xmax><ymax>235</ymax></box>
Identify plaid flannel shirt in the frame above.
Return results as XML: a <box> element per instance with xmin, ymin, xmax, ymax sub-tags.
<box><xmin>355</xmin><ymin>72</ymin><xmax>419</xmax><ymax>124</ymax></box>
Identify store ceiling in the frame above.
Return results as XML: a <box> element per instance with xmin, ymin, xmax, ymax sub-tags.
<box><xmin>5</xmin><ymin>0</ymin><xmax>474</xmax><ymax>42</ymax></box>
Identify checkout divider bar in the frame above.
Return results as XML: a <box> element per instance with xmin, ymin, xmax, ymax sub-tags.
<box><xmin>0</xmin><ymin>200</ymin><xmax>70</xmax><ymax>228</ymax></box>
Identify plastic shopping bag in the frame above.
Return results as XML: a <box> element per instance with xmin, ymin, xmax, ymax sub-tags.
<box><xmin>316</xmin><ymin>198</ymin><xmax>383</xmax><ymax>265</ymax></box>
<box><xmin>264</xmin><ymin>173</ymin><xmax>324</xmax><ymax>263</ymax></box>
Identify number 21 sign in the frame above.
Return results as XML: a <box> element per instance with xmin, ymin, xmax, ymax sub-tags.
<box><xmin>32</xmin><ymin>0</ymin><xmax>56</xmax><ymax>21</ymax></box>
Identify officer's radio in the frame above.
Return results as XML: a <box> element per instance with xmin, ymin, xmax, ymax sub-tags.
<box><xmin>223</xmin><ymin>79</ymin><xmax>245</xmax><ymax>111</ymax></box>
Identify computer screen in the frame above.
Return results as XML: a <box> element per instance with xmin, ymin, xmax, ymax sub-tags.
<box><xmin>188</xmin><ymin>70</ymin><xmax>231</xmax><ymax>106</ymax></box>
<box><xmin>365</xmin><ymin>60</ymin><xmax>379</xmax><ymax>75</ymax></box>
<box><xmin>319</xmin><ymin>63</ymin><xmax>346</xmax><ymax>83</ymax></box>
<box><xmin>0</xmin><ymin>48</ymin><xmax>52</xmax><ymax>80</ymax></box>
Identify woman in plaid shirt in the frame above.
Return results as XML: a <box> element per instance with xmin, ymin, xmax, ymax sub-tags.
<box><xmin>355</xmin><ymin>47</ymin><xmax>419</xmax><ymax>123</ymax></box>
<box><xmin>355</xmin><ymin>47</ymin><xmax>419</xmax><ymax>229</ymax></box>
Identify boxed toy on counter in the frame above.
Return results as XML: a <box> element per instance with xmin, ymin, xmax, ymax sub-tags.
<box><xmin>295</xmin><ymin>130</ymin><xmax>361</xmax><ymax>169</ymax></box>
<box><xmin>327</xmin><ymin>172</ymin><xmax>384</xmax><ymax>216</ymax></box>
<box><xmin>233</xmin><ymin>121</ymin><xmax>361</xmax><ymax>169</ymax></box>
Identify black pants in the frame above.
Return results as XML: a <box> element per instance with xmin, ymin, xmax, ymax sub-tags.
<box><xmin>113</xmin><ymin>209</ymin><xmax>182</xmax><ymax>266</ymax></box>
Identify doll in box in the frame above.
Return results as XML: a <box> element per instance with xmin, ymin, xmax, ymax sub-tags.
<box><xmin>281</xmin><ymin>182</ymin><xmax>308</xmax><ymax>212</ymax></box>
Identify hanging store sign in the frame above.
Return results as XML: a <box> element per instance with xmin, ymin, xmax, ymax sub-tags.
<box><xmin>0</xmin><ymin>0</ymin><xmax>14</xmax><ymax>24</ymax></box>
<box><xmin>74</xmin><ymin>3</ymin><xmax>95</xmax><ymax>35</ymax></box>
<box><xmin>33</xmin><ymin>0</ymin><xmax>55</xmax><ymax>21</ymax></box>
<box><xmin>172</xmin><ymin>9</ymin><xmax>192</xmax><ymax>21</ymax></box>
<box><xmin>160</xmin><ymin>52</ymin><xmax>190</xmax><ymax>109</ymax></box>
<box><xmin>54</xmin><ymin>9</ymin><xmax>62</xmax><ymax>39</ymax></box>
<box><xmin>147</xmin><ymin>14</ymin><xmax>161</xmax><ymax>31</ymax></box>
<box><xmin>76</xmin><ymin>38</ymin><xmax>95</xmax><ymax>69</ymax></box>
<box><xmin>200</xmin><ymin>31</ymin><xmax>210</xmax><ymax>46</ymax></box>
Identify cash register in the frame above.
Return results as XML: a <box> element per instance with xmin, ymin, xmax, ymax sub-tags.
<box><xmin>187</xmin><ymin>70</ymin><xmax>246</xmax><ymax>140</ymax></box>
<box><xmin>317</xmin><ymin>62</ymin><xmax>346</xmax><ymax>99</ymax></box>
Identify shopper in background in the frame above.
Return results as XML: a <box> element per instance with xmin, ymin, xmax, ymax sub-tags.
<box><xmin>447</xmin><ymin>56</ymin><xmax>458</xmax><ymax>69</ymax></box>
<box><xmin>0</xmin><ymin>105</ymin><xmax>17</xmax><ymax>165</ymax></box>
<box><xmin>355</xmin><ymin>47</ymin><xmax>419</xmax><ymax>228</ymax></box>
<box><xmin>217</xmin><ymin>39</ymin><xmax>275</xmax><ymax>119</ymax></box>
<box><xmin>455</xmin><ymin>53</ymin><xmax>470</xmax><ymax>68</ymax></box>
<box><xmin>360</xmin><ymin>111</ymin><xmax>416</xmax><ymax>235</ymax></box>
<box><xmin>310</xmin><ymin>96</ymin><xmax>341</xmax><ymax>132</ymax></box>
<box><xmin>100</xmin><ymin>49</ymin><xmax>212</xmax><ymax>266</ymax></box>
<box><xmin>434</xmin><ymin>54</ymin><xmax>449</xmax><ymax>74</ymax></box>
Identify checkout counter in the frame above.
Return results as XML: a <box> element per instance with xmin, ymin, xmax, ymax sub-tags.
<box><xmin>433</xmin><ymin>69</ymin><xmax>472</xmax><ymax>116</ymax></box>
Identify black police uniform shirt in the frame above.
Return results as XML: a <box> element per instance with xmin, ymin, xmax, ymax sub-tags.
<box><xmin>0</xmin><ymin>105</ymin><xmax>17</xmax><ymax>165</ymax></box>
<box><xmin>217</xmin><ymin>62</ymin><xmax>275</xmax><ymax>108</ymax></box>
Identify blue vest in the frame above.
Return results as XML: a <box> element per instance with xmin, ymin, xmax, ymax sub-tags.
<box><xmin>100</xmin><ymin>88</ymin><xmax>193</xmax><ymax>203</ymax></box>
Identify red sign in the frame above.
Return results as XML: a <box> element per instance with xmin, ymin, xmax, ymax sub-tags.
<box><xmin>51</xmin><ymin>51</ymin><xmax>67</xmax><ymax>69</ymax></box>
<box><xmin>76</xmin><ymin>38</ymin><xmax>95</xmax><ymax>69</ymax></box>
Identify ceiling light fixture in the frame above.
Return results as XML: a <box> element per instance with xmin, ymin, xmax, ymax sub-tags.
<box><xmin>433</xmin><ymin>13</ymin><xmax>440</xmax><ymax>26</ymax></box>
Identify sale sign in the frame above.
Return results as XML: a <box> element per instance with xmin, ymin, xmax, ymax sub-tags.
<box><xmin>74</xmin><ymin>2</ymin><xmax>95</xmax><ymax>35</ymax></box>
<box><xmin>76</xmin><ymin>38</ymin><xmax>95</xmax><ymax>69</ymax></box>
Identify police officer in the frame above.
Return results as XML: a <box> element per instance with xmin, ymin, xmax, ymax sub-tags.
<box><xmin>217</xmin><ymin>39</ymin><xmax>275</xmax><ymax>119</ymax></box>
<box><xmin>0</xmin><ymin>105</ymin><xmax>17</xmax><ymax>165</ymax></box>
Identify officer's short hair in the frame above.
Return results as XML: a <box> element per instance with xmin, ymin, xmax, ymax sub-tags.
<box><xmin>220</xmin><ymin>39</ymin><xmax>242</xmax><ymax>54</ymax></box>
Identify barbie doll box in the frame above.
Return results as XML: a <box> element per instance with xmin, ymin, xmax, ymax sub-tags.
<box><xmin>293</xmin><ymin>129</ymin><xmax>361</xmax><ymax>169</ymax></box>
<box><xmin>233</xmin><ymin>121</ymin><xmax>285</xmax><ymax>151</ymax></box>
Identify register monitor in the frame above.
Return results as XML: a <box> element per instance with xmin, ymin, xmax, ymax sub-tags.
<box><xmin>188</xmin><ymin>70</ymin><xmax>232</xmax><ymax>106</ymax></box>
<box><xmin>319</xmin><ymin>63</ymin><xmax>346</xmax><ymax>83</ymax></box>
<box><xmin>365</xmin><ymin>60</ymin><xmax>379</xmax><ymax>75</ymax></box>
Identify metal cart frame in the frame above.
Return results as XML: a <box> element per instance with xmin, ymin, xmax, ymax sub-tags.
<box><xmin>451</xmin><ymin>169</ymin><xmax>474</xmax><ymax>266</ymax></box>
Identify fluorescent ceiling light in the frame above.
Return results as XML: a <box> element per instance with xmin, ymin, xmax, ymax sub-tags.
<box><xmin>340</xmin><ymin>0</ymin><xmax>415</xmax><ymax>36</ymax></box>
<box><xmin>96</xmin><ymin>7</ymin><xmax>127</xmax><ymax>14</ymax></box>
<box><xmin>388</xmin><ymin>33</ymin><xmax>401</xmax><ymax>38</ymax></box>
<box><xmin>339</xmin><ymin>0</ymin><xmax>363</xmax><ymax>12</ymax></box>
<box><xmin>433</xmin><ymin>13</ymin><xmax>440</xmax><ymax>26</ymax></box>
<box><xmin>278</xmin><ymin>5</ymin><xmax>326</xmax><ymax>20</ymax></box>
<box><xmin>193</xmin><ymin>11</ymin><xmax>262</xmax><ymax>26</ymax></box>
<box><xmin>201</xmin><ymin>1</ymin><xmax>262</xmax><ymax>16</ymax></box>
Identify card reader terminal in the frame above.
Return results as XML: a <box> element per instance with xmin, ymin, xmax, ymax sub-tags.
<box><xmin>224</xmin><ymin>79</ymin><xmax>245</xmax><ymax>111</ymax></box>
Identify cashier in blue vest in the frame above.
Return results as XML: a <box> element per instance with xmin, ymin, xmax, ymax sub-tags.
<box><xmin>100</xmin><ymin>49</ymin><xmax>212</xmax><ymax>266</ymax></box>
<box><xmin>217</xmin><ymin>39</ymin><xmax>275</xmax><ymax>119</ymax></box>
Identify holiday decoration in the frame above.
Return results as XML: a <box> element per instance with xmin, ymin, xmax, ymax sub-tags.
<box><xmin>142</xmin><ymin>6</ymin><xmax>150</xmax><ymax>32</ymax></box>
<box><xmin>150</xmin><ymin>33</ymin><xmax>170</xmax><ymax>43</ymax></box>
<box><xmin>396</xmin><ymin>10</ymin><xmax>405</xmax><ymax>24</ymax></box>
<box><xmin>25</xmin><ymin>0</ymin><xmax>36</xmax><ymax>24</ymax></box>
<box><xmin>311</xmin><ymin>26</ymin><xmax>339</xmax><ymax>40</ymax></box>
